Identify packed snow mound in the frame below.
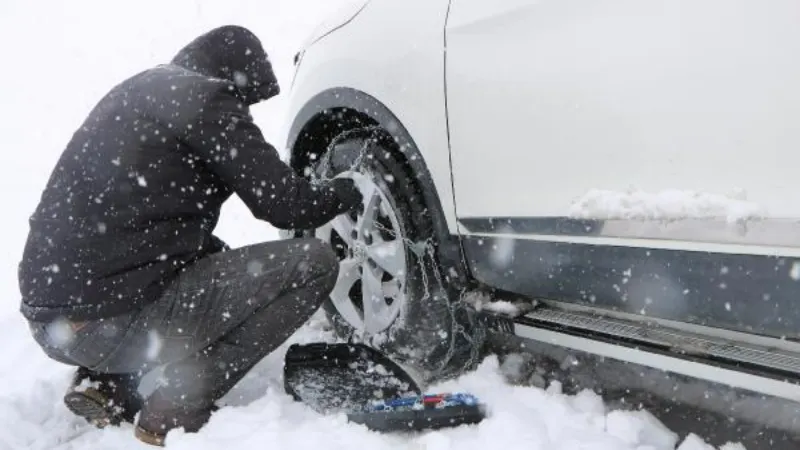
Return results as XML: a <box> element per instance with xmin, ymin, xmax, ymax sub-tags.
<box><xmin>0</xmin><ymin>314</ymin><xmax>739</xmax><ymax>450</ymax></box>
<box><xmin>570</xmin><ymin>188</ymin><xmax>763</xmax><ymax>223</ymax></box>
<box><xmin>462</xmin><ymin>290</ymin><xmax>537</xmax><ymax>317</ymax></box>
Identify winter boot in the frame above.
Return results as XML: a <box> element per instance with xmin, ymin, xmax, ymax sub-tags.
<box><xmin>63</xmin><ymin>367</ymin><xmax>142</xmax><ymax>428</ymax></box>
<box><xmin>134</xmin><ymin>390</ymin><xmax>219</xmax><ymax>447</ymax></box>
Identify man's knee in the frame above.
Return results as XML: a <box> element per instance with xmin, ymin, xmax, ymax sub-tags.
<box><xmin>294</xmin><ymin>238</ymin><xmax>339</xmax><ymax>290</ymax></box>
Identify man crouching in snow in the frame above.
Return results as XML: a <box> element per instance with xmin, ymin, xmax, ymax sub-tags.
<box><xmin>17</xmin><ymin>25</ymin><xmax>361</xmax><ymax>446</ymax></box>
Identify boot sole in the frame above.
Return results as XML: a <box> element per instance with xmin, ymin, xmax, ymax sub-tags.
<box><xmin>133</xmin><ymin>404</ymin><xmax>219</xmax><ymax>447</ymax></box>
<box><xmin>134</xmin><ymin>425</ymin><xmax>166</xmax><ymax>447</ymax></box>
<box><xmin>63</xmin><ymin>389</ymin><xmax>117</xmax><ymax>428</ymax></box>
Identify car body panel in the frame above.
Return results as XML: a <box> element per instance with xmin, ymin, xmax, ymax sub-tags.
<box><xmin>286</xmin><ymin>0</ymin><xmax>800</xmax><ymax>338</ymax></box>
<box><xmin>444</xmin><ymin>0</ymin><xmax>800</xmax><ymax>249</ymax></box>
<box><xmin>463</xmin><ymin>233</ymin><xmax>800</xmax><ymax>339</ymax></box>
<box><xmin>441</xmin><ymin>0</ymin><xmax>800</xmax><ymax>337</ymax></box>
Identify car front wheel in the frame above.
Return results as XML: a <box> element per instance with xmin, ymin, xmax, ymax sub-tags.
<box><xmin>308</xmin><ymin>131</ymin><xmax>486</xmax><ymax>383</ymax></box>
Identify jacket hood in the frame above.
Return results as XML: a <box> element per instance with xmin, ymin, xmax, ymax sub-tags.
<box><xmin>171</xmin><ymin>25</ymin><xmax>280</xmax><ymax>105</ymax></box>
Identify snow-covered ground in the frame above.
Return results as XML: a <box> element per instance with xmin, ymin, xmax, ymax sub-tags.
<box><xmin>0</xmin><ymin>1</ymin><xmax>744</xmax><ymax>449</ymax></box>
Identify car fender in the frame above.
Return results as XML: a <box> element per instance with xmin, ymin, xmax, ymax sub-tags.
<box><xmin>283</xmin><ymin>0</ymin><xmax>457</xmax><ymax>235</ymax></box>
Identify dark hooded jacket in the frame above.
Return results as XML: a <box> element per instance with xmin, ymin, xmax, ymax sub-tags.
<box><xmin>19</xmin><ymin>26</ymin><xmax>352</xmax><ymax>323</ymax></box>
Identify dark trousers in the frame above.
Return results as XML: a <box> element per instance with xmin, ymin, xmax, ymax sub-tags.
<box><xmin>29</xmin><ymin>237</ymin><xmax>339</xmax><ymax>408</ymax></box>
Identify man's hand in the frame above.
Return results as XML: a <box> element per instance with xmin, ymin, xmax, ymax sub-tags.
<box><xmin>330</xmin><ymin>178</ymin><xmax>364</xmax><ymax>214</ymax></box>
<box><xmin>188</xmin><ymin>89</ymin><xmax>369</xmax><ymax>230</ymax></box>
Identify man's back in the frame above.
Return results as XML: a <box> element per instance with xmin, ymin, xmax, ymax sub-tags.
<box><xmin>19</xmin><ymin>25</ymin><xmax>358</xmax><ymax>325</ymax></box>
<box><xmin>19</xmin><ymin>64</ymin><xmax>236</xmax><ymax>322</ymax></box>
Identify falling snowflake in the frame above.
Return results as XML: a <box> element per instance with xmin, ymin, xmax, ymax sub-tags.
<box><xmin>790</xmin><ymin>262</ymin><xmax>800</xmax><ymax>281</ymax></box>
<box><xmin>146</xmin><ymin>330</ymin><xmax>163</xmax><ymax>361</ymax></box>
<box><xmin>233</xmin><ymin>71</ymin><xmax>248</xmax><ymax>87</ymax></box>
<box><xmin>45</xmin><ymin>319</ymin><xmax>74</xmax><ymax>348</ymax></box>
<box><xmin>247</xmin><ymin>259</ymin><xmax>264</xmax><ymax>276</ymax></box>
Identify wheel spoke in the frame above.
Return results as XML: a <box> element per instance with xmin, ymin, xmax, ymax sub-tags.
<box><xmin>329</xmin><ymin>258</ymin><xmax>362</xmax><ymax>326</ymax></box>
<box><xmin>330</xmin><ymin>214</ymin><xmax>356</xmax><ymax>247</ymax></box>
<box><xmin>315</xmin><ymin>222</ymin><xmax>332</xmax><ymax>242</ymax></box>
<box><xmin>367</xmin><ymin>239</ymin><xmax>405</xmax><ymax>278</ymax></box>
<box><xmin>361</xmin><ymin>262</ymin><xmax>391</xmax><ymax>334</ymax></box>
<box><xmin>321</xmin><ymin>172</ymin><xmax>409</xmax><ymax>335</ymax></box>
<box><xmin>357</xmin><ymin>182</ymin><xmax>381</xmax><ymax>238</ymax></box>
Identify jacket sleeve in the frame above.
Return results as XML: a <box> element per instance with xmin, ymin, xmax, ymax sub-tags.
<box><xmin>184</xmin><ymin>88</ymin><xmax>348</xmax><ymax>230</ymax></box>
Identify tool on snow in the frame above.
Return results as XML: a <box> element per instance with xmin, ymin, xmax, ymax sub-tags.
<box><xmin>283</xmin><ymin>342</ymin><xmax>486</xmax><ymax>432</ymax></box>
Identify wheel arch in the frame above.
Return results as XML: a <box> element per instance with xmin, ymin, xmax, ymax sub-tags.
<box><xmin>286</xmin><ymin>87</ymin><xmax>470</xmax><ymax>287</ymax></box>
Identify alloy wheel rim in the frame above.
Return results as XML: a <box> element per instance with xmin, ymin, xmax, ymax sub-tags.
<box><xmin>315</xmin><ymin>171</ymin><xmax>408</xmax><ymax>334</ymax></box>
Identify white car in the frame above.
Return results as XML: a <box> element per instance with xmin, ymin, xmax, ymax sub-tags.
<box><xmin>283</xmin><ymin>0</ymin><xmax>800</xmax><ymax>439</ymax></box>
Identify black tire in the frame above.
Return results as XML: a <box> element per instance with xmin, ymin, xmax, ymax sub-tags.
<box><xmin>307</xmin><ymin>130</ymin><xmax>486</xmax><ymax>384</ymax></box>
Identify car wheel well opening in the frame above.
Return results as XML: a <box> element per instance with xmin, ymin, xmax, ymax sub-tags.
<box><xmin>291</xmin><ymin>107</ymin><xmax>377</xmax><ymax>178</ymax></box>
<box><xmin>289</xmin><ymin>100</ymin><xmax>473</xmax><ymax>289</ymax></box>
<box><xmin>290</xmin><ymin>107</ymin><xmax>431</xmax><ymax>223</ymax></box>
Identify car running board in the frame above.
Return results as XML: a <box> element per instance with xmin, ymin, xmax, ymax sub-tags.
<box><xmin>480</xmin><ymin>301</ymin><xmax>800</xmax><ymax>404</ymax></box>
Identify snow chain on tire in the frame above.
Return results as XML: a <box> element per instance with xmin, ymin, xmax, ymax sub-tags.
<box><xmin>304</xmin><ymin>126</ymin><xmax>488</xmax><ymax>384</ymax></box>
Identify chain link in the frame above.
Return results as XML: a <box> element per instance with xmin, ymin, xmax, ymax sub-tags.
<box><xmin>372</xmin><ymin>220</ymin><xmax>485</xmax><ymax>377</ymax></box>
<box><xmin>309</xmin><ymin>126</ymin><xmax>385</xmax><ymax>184</ymax></box>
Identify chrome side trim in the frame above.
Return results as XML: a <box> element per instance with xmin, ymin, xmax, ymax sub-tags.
<box><xmin>459</xmin><ymin>217</ymin><xmax>800</xmax><ymax>253</ymax></box>
<box><xmin>513</xmin><ymin>323</ymin><xmax>800</xmax><ymax>402</ymax></box>
<box><xmin>467</xmin><ymin>230</ymin><xmax>800</xmax><ymax>257</ymax></box>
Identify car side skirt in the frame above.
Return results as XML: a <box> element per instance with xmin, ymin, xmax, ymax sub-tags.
<box><xmin>460</xmin><ymin>216</ymin><xmax>800</xmax><ymax>340</ymax></box>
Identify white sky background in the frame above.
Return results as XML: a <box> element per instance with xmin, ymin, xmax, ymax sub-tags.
<box><xmin>0</xmin><ymin>0</ymin><xmax>347</xmax><ymax>320</ymax></box>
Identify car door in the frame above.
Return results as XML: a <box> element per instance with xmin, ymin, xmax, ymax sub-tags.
<box><xmin>444</xmin><ymin>0</ymin><xmax>800</xmax><ymax>336</ymax></box>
